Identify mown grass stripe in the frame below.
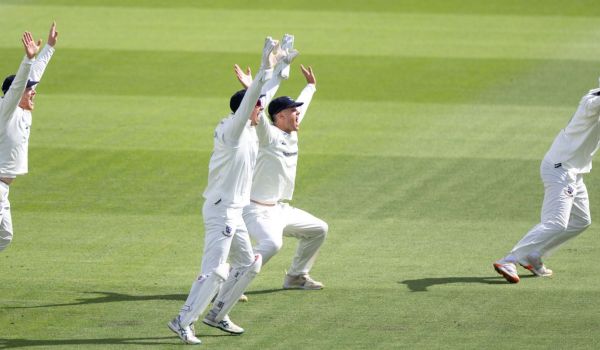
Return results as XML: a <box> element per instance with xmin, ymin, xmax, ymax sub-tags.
<box><xmin>1</xmin><ymin>48</ymin><xmax>598</xmax><ymax>106</ymax></box>
<box><xmin>16</xmin><ymin>150</ymin><xmax>600</xmax><ymax>225</ymax></box>
<box><xmin>1</xmin><ymin>5</ymin><xmax>600</xmax><ymax>61</ymax></box>
<box><xmin>3</xmin><ymin>0</ymin><xmax>600</xmax><ymax>17</ymax></box>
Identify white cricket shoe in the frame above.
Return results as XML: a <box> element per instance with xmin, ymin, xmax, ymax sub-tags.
<box><xmin>203</xmin><ymin>314</ymin><xmax>244</xmax><ymax>335</ymax></box>
<box><xmin>283</xmin><ymin>274</ymin><xmax>324</xmax><ymax>290</ymax></box>
<box><xmin>493</xmin><ymin>260</ymin><xmax>520</xmax><ymax>284</ymax></box>
<box><xmin>167</xmin><ymin>316</ymin><xmax>201</xmax><ymax>345</ymax></box>
<box><xmin>520</xmin><ymin>255</ymin><xmax>553</xmax><ymax>277</ymax></box>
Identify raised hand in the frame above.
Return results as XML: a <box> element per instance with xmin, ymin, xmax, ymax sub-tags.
<box><xmin>47</xmin><ymin>21</ymin><xmax>59</xmax><ymax>47</ymax></box>
<box><xmin>300</xmin><ymin>64</ymin><xmax>316</xmax><ymax>85</ymax></box>
<box><xmin>234</xmin><ymin>64</ymin><xmax>253</xmax><ymax>89</ymax></box>
<box><xmin>22</xmin><ymin>32</ymin><xmax>41</xmax><ymax>59</ymax></box>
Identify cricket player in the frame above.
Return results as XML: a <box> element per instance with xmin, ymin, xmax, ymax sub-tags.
<box><xmin>1</xmin><ymin>23</ymin><xmax>58</xmax><ymax>253</ymax></box>
<box><xmin>234</xmin><ymin>49</ymin><xmax>328</xmax><ymax>291</ymax></box>
<box><xmin>493</xmin><ymin>81</ymin><xmax>600</xmax><ymax>283</ymax></box>
<box><xmin>167</xmin><ymin>37</ymin><xmax>297</xmax><ymax>345</ymax></box>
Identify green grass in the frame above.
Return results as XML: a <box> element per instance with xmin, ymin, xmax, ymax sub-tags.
<box><xmin>1</xmin><ymin>1</ymin><xmax>600</xmax><ymax>349</ymax></box>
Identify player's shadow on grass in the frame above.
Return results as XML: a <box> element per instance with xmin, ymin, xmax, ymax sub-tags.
<box><xmin>245</xmin><ymin>288</ymin><xmax>287</xmax><ymax>296</ymax></box>
<box><xmin>3</xmin><ymin>291</ymin><xmax>187</xmax><ymax>309</ymax></box>
<box><xmin>399</xmin><ymin>275</ymin><xmax>535</xmax><ymax>292</ymax></box>
<box><xmin>4</xmin><ymin>289</ymin><xmax>289</xmax><ymax>309</ymax></box>
<box><xmin>0</xmin><ymin>335</ymin><xmax>228</xmax><ymax>349</ymax></box>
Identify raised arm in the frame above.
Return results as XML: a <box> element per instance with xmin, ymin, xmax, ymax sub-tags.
<box><xmin>296</xmin><ymin>64</ymin><xmax>317</xmax><ymax>125</ymax></box>
<box><xmin>29</xmin><ymin>22</ymin><xmax>58</xmax><ymax>85</ymax></box>
<box><xmin>0</xmin><ymin>32</ymin><xmax>39</xmax><ymax>120</ymax></box>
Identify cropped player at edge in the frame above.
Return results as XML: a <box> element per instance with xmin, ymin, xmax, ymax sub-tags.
<box><xmin>167</xmin><ymin>37</ymin><xmax>297</xmax><ymax>345</ymax></box>
<box><xmin>1</xmin><ymin>23</ymin><xmax>58</xmax><ymax>253</ymax></box>
<box><xmin>234</xmin><ymin>34</ymin><xmax>328</xmax><ymax>292</ymax></box>
<box><xmin>493</xmin><ymin>79</ymin><xmax>600</xmax><ymax>284</ymax></box>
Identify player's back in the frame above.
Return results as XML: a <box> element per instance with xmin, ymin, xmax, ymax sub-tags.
<box><xmin>203</xmin><ymin>115</ymin><xmax>258</xmax><ymax>208</ymax></box>
<box><xmin>545</xmin><ymin>88</ymin><xmax>600</xmax><ymax>173</ymax></box>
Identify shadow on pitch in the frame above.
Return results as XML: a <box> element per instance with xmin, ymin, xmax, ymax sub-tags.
<box><xmin>3</xmin><ymin>291</ymin><xmax>187</xmax><ymax>309</ymax></box>
<box><xmin>0</xmin><ymin>335</ymin><xmax>229</xmax><ymax>349</ymax></box>
<box><xmin>245</xmin><ymin>288</ymin><xmax>287</xmax><ymax>296</ymax></box>
<box><xmin>399</xmin><ymin>275</ymin><xmax>535</xmax><ymax>292</ymax></box>
<box><xmin>4</xmin><ymin>288</ymin><xmax>292</xmax><ymax>309</ymax></box>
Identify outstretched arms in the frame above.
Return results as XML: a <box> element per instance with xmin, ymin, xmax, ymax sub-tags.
<box><xmin>233</xmin><ymin>34</ymin><xmax>297</xmax><ymax>109</ymax></box>
<box><xmin>224</xmin><ymin>37</ymin><xmax>292</xmax><ymax>142</ymax></box>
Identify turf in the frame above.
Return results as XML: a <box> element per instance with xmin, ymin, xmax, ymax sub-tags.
<box><xmin>1</xmin><ymin>1</ymin><xmax>600</xmax><ymax>349</ymax></box>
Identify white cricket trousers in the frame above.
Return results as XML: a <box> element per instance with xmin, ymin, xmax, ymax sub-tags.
<box><xmin>0</xmin><ymin>182</ymin><xmax>13</xmax><ymax>253</ymax></box>
<box><xmin>510</xmin><ymin>159</ymin><xmax>591</xmax><ymax>262</ymax></box>
<box><xmin>200</xmin><ymin>199</ymin><xmax>255</xmax><ymax>275</ymax></box>
<box><xmin>177</xmin><ymin>199</ymin><xmax>256</xmax><ymax>325</ymax></box>
<box><xmin>243</xmin><ymin>202</ymin><xmax>328</xmax><ymax>275</ymax></box>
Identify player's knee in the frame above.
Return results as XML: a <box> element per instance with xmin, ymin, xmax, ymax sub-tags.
<box><xmin>544</xmin><ymin>221</ymin><xmax>568</xmax><ymax>233</ymax></box>
<box><xmin>211</xmin><ymin>263</ymin><xmax>230</xmax><ymax>281</ymax></box>
<box><xmin>583</xmin><ymin>217</ymin><xmax>592</xmax><ymax>228</ymax></box>
<box><xmin>317</xmin><ymin>220</ymin><xmax>328</xmax><ymax>237</ymax></box>
<box><xmin>250</xmin><ymin>254</ymin><xmax>262</xmax><ymax>274</ymax></box>
<box><xmin>261</xmin><ymin>239</ymin><xmax>283</xmax><ymax>256</ymax></box>
<box><xmin>572</xmin><ymin>217</ymin><xmax>592</xmax><ymax>231</ymax></box>
<box><xmin>233</xmin><ymin>254</ymin><xmax>262</xmax><ymax>278</ymax></box>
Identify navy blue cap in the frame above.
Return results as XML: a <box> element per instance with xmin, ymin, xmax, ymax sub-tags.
<box><xmin>2</xmin><ymin>75</ymin><xmax>38</xmax><ymax>95</ymax></box>
<box><xmin>229</xmin><ymin>89</ymin><xmax>246</xmax><ymax>113</ymax></box>
<box><xmin>268</xmin><ymin>96</ymin><xmax>303</xmax><ymax>118</ymax></box>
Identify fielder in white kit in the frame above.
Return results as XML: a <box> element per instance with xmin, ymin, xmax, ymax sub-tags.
<box><xmin>494</xmin><ymin>81</ymin><xmax>600</xmax><ymax>283</ymax></box>
<box><xmin>168</xmin><ymin>37</ymin><xmax>297</xmax><ymax>345</ymax></box>
<box><xmin>1</xmin><ymin>24</ymin><xmax>58</xmax><ymax>253</ymax></box>
<box><xmin>234</xmin><ymin>38</ymin><xmax>328</xmax><ymax>290</ymax></box>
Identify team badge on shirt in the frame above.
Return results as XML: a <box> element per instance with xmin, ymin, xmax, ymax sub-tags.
<box><xmin>222</xmin><ymin>225</ymin><xmax>233</xmax><ymax>237</ymax></box>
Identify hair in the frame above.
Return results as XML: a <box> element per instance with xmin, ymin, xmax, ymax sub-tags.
<box><xmin>229</xmin><ymin>89</ymin><xmax>246</xmax><ymax>113</ymax></box>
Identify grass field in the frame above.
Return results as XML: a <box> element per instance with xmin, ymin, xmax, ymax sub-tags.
<box><xmin>1</xmin><ymin>1</ymin><xmax>600</xmax><ymax>349</ymax></box>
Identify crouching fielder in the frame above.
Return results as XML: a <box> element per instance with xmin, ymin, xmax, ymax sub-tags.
<box><xmin>493</xmin><ymin>80</ymin><xmax>600</xmax><ymax>283</ymax></box>
<box><xmin>236</xmin><ymin>58</ymin><xmax>328</xmax><ymax>290</ymax></box>
<box><xmin>167</xmin><ymin>38</ymin><xmax>296</xmax><ymax>345</ymax></box>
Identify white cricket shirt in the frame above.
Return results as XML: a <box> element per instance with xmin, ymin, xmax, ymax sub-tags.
<box><xmin>250</xmin><ymin>84</ymin><xmax>316</xmax><ymax>204</ymax></box>
<box><xmin>0</xmin><ymin>57</ymin><xmax>34</xmax><ymax>177</ymax></box>
<box><xmin>545</xmin><ymin>88</ymin><xmax>600</xmax><ymax>173</ymax></box>
<box><xmin>0</xmin><ymin>45</ymin><xmax>54</xmax><ymax>177</ymax></box>
<box><xmin>203</xmin><ymin>69</ymin><xmax>271</xmax><ymax>208</ymax></box>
